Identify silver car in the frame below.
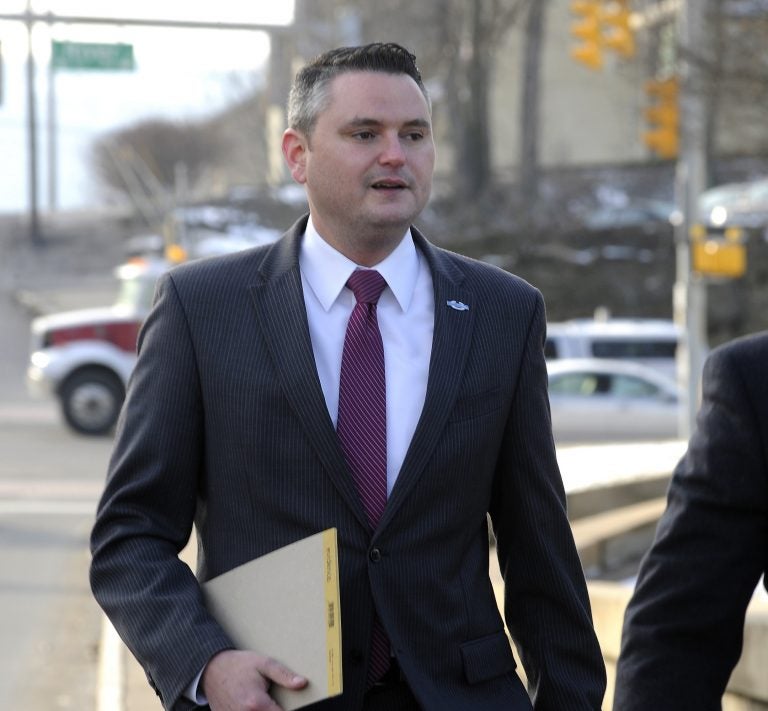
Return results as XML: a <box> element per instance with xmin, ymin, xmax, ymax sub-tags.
<box><xmin>547</xmin><ymin>358</ymin><xmax>681</xmax><ymax>443</ymax></box>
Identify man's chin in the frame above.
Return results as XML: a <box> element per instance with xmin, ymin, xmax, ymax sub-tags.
<box><xmin>365</xmin><ymin>200</ymin><xmax>425</xmax><ymax>229</ymax></box>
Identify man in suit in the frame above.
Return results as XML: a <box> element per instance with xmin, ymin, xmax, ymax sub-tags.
<box><xmin>90</xmin><ymin>42</ymin><xmax>605</xmax><ymax>711</ymax></box>
<box><xmin>613</xmin><ymin>331</ymin><xmax>768</xmax><ymax>710</ymax></box>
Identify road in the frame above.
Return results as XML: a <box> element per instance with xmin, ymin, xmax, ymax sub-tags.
<box><xmin>0</xmin><ymin>289</ymin><xmax>112</xmax><ymax>709</ymax></box>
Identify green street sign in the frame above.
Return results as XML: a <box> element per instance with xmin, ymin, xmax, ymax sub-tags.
<box><xmin>51</xmin><ymin>41</ymin><xmax>135</xmax><ymax>71</ymax></box>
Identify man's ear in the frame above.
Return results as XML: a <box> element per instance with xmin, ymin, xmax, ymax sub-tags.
<box><xmin>282</xmin><ymin>128</ymin><xmax>308</xmax><ymax>184</ymax></box>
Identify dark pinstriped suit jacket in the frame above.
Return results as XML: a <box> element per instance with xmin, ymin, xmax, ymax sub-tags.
<box><xmin>90</xmin><ymin>216</ymin><xmax>606</xmax><ymax>711</ymax></box>
<box><xmin>613</xmin><ymin>331</ymin><xmax>768</xmax><ymax>710</ymax></box>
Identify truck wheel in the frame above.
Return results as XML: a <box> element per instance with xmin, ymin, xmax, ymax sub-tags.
<box><xmin>59</xmin><ymin>369</ymin><xmax>125</xmax><ymax>436</ymax></box>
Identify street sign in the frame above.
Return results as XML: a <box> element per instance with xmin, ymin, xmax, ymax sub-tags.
<box><xmin>51</xmin><ymin>41</ymin><xmax>135</xmax><ymax>71</ymax></box>
<box><xmin>691</xmin><ymin>224</ymin><xmax>747</xmax><ymax>279</ymax></box>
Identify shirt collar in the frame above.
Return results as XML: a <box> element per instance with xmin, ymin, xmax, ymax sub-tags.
<box><xmin>299</xmin><ymin>215</ymin><xmax>421</xmax><ymax>312</ymax></box>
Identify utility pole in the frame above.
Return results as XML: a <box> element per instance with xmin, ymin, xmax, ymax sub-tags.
<box><xmin>25</xmin><ymin>1</ymin><xmax>43</xmax><ymax>245</ymax></box>
<box><xmin>519</xmin><ymin>0</ymin><xmax>547</xmax><ymax>214</ymax></box>
<box><xmin>47</xmin><ymin>58</ymin><xmax>57</xmax><ymax>211</ymax></box>
<box><xmin>673</xmin><ymin>0</ymin><xmax>709</xmax><ymax>438</ymax></box>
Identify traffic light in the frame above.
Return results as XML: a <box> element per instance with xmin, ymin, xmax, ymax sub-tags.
<box><xmin>601</xmin><ymin>1</ymin><xmax>635</xmax><ymax>58</ymax></box>
<box><xmin>643</xmin><ymin>76</ymin><xmax>679</xmax><ymax>159</ymax></box>
<box><xmin>691</xmin><ymin>224</ymin><xmax>746</xmax><ymax>279</ymax></box>
<box><xmin>570</xmin><ymin>0</ymin><xmax>604</xmax><ymax>70</ymax></box>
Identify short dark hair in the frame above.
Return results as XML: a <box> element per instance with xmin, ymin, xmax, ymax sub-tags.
<box><xmin>287</xmin><ymin>42</ymin><xmax>429</xmax><ymax>138</ymax></box>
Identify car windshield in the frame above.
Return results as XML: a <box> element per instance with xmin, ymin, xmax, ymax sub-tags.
<box><xmin>549</xmin><ymin>370</ymin><xmax>673</xmax><ymax>401</ymax></box>
<box><xmin>612</xmin><ymin>375</ymin><xmax>660</xmax><ymax>398</ymax></box>
<box><xmin>550</xmin><ymin>373</ymin><xmax>608</xmax><ymax>396</ymax></box>
<box><xmin>590</xmin><ymin>339</ymin><xmax>677</xmax><ymax>359</ymax></box>
<box><xmin>114</xmin><ymin>275</ymin><xmax>156</xmax><ymax>311</ymax></box>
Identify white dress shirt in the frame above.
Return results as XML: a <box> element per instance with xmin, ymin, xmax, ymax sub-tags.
<box><xmin>300</xmin><ymin>216</ymin><xmax>435</xmax><ymax>494</ymax></box>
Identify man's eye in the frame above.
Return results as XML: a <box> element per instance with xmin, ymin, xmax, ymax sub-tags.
<box><xmin>404</xmin><ymin>132</ymin><xmax>425</xmax><ymax>141</ymax></box>
<box><xmin>353</xmin><ymin>131</ymin><xmax>376</xmax><ymax>141</ymax></box>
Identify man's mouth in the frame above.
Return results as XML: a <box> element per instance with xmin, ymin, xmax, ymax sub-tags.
<box><xmin>371</xmin><ymin>179</ymin><xmax>407</xmax><ymax>190</ymax></box>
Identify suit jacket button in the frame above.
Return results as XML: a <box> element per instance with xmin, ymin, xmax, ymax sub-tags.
<box><xmin>369</xmin><ymin>547</ymin><xmax>382</xmax><ymax>563</ymax></box>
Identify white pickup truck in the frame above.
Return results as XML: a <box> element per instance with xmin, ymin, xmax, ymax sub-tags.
<box><xmin>26</xmin><ymin>257</ymin><xmax>168</xmax><ymax>435</ymax></box>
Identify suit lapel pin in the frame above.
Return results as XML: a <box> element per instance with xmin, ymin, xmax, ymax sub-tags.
<box><xmin>447</xmin><ymin>300</ymin><xmax>469</xmax><ymax>311</ymax></box>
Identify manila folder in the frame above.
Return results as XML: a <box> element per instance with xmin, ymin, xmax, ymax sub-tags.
<box><xmin>202</xmin><ymin>528</ymin><xmax>343</xmax><ymax>710</ymax></box>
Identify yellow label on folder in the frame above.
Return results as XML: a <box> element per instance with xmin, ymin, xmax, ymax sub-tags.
<box><xmin>323</xmin><ymin>528</ymin><xmax>343</xmax><ymax>695</ymax></box>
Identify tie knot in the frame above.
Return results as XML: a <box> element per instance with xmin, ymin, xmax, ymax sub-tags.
<box><xmin>347</xmin><ymin>269</ymin><xmax>387</xmax><ymax>305</ymax></box>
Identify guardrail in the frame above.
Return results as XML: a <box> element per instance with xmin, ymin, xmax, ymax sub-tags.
<box><xmin>572</xmin><ymin>496</ymin><xmax>666</xmax><ymax>573</ymax></box>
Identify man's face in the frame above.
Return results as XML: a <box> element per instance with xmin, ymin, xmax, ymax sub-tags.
<box><xmin>284</xmin><ymin>70</ymin><xmax>435</xmax><ymax>264</ymax></box>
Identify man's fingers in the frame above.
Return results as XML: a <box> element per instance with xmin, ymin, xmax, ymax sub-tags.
<box><xmin>203</xmin><ymin>649</ymin><xmax>306</xmax><ymax>710</ymax></box>
<box><xmin>256</xmin><ymin>655</ymin><xmax>308</xmax><ymax>690</ymax></box>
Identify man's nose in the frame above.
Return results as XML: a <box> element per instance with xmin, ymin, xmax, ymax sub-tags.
<box><xmin>378</xmin><ymin>133</ymin><xmax>406</xmax><ymax>165</ymax></box>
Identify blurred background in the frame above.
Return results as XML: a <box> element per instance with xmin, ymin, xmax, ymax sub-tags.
<box><xmin>1</xmin><ymin>1</ymin><xmax>767</xmax><ymax>709</ymax></box>
<box><xmin>3</xmin><ymin>1</ymin><xmax>768</xmax><ymax>335</ymax></box>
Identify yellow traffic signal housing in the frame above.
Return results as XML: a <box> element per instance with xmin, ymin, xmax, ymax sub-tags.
<box><xmin>645</xmin><ymin>76</ymin><xmax>679</xmax><ymax>100</ymax></box>
<box><xmin>569</xmin><ymin>0</ymin><xmax>636</xmax><ymax>69</ymax></box>
<box><xmin>643</xmin><ymin>77</ymin><xmax>679</xmax><ymax>159</ymax></box>
<box><xmin>644</xmin><ymin>129</ymin><xmax>679</xmax><ymax>159</ymax></box>
<box><xmin>571</xmin><ymin>41</ymin><xmax>603</xmax><ymax>70</ymax></box>
<box><xmin>602</xmin><ymin>2</ymin><xmax>635</xmax><ymax>58</ymax></box>
<box><xmin>691</xmin><ymin>224</ymin><xmax>746</xmax><ymax>278</ymax></box>
<box><xmin>692</xmin><ymin>240</ymin><xmax>746</xmax><ymax>278</ymax></box>
<box><xmin>570</xmin><ymin>0</ymin><xmax>603</xmax><ymax>70</ymax></box>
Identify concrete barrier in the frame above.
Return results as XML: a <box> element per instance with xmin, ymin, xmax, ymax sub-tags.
<box><xmin>563</xmin><ymin>440</ymin><xmax>768</xmax><ymax>710</ymax></box>
<box><xmin>572</xmin><ymin>497</ymin><xmax>666</xmax><ymax>574</ymax></box>
<box><xmin>588</xmin><ymin>581</ymin><xmax>768</xmax><ymax>710</ymax></box>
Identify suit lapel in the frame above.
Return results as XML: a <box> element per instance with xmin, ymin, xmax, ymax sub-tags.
<box><xmin>248</xmin><ymin>221</ymin><xmax>477</xmax><ymax>533</ymax></box>
<box><xmin>380</xmin><ymin>232</ymin><xmax>476</xmax><ymax>531</ymax></box>
<box><xmin>247</xmin><ymin>220</ymin><xmax>369</xmax><ymax>528</ymax></box>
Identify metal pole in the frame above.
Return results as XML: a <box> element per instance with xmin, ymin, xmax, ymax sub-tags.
<box><xmin>25</xmin><ymin>2</ymin><xmax>43</xmax><ymax>245</ymax></box>
<box><xmin>47</xmin><ymin>56</ymin><xmax>57</xmax><ymax>211</ymax></box>
<box><xmin>673</xmin><ymin>0</ymin><xmax>708</xmax><ymax>438</ymax></box>
<box><xmin>0</xmin><ymin>12</ymin><xmax>290</xmax><ymax>33</ymax></box>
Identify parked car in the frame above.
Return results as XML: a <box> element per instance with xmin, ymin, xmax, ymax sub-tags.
<box><xmin>26</xmin><ymin>257</ymin><xmax>167</xmax><ymax>435</ymax></box>
<box><xmin>547</xmin><ymin>358</ymin><xmax>682</xmax><ymax>443</ymax></box>
<box><xmin>698</xmin><ymin>176</ymin><xmax>768</xmax><ymax>233</ymax></box>
<box><xmin>545</xmin><ymin>317</ymin><xmax>681</xmax><ymax>378</ymax></box>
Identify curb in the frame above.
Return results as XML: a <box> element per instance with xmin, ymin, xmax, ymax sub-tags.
<box><xmin>97</xmin><ymin>617</ymin><xmax>124</xmax><ymax>711</ymax></box>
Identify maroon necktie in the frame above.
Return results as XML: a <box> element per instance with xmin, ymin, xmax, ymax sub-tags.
<box><xmin>336</xmin><ymin>269</ymin><xmax>391</xmax><ymax>684</ymax></box>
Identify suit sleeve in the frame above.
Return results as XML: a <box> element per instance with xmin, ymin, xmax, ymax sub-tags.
<box><xmin>89</xmin><ymin>272</ymin><xmax>233</xmax><ymax>710</ymax></box>
<box><xmin>490</xmin><ymin>293</ymin><xmax>606</xmax><ymax>710</ymax></box>
<box><xmin>613</xmin><ymin>342</ymin><xmax>768</xmax><ymax>711</ymax></box>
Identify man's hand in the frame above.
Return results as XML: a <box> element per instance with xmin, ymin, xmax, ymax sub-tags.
<box><xmin>202</xmin><ymin>649</ymin><xmax>308</xmax><ymax>711</ymax></box>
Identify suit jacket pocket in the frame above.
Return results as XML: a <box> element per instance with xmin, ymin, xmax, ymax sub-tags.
<box><xmin>460</xmin><ymin>629</ymin><xmax>516</xmax><ymax>684</ymax></box>
<box><xmin>449</xmin><ymin>387</ymin><xmax>502</xmax><ymax>422</ymax></box>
